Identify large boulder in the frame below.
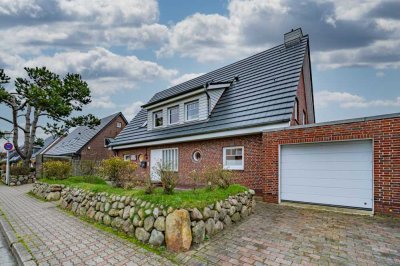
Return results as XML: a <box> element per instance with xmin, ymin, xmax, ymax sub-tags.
<box><xmin>165</xmin><ymin>209</ymin><xmax>192</xmax><ymax>252</ymax></box>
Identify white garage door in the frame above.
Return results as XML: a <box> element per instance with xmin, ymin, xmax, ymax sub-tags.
<box><xmin>280</xmin><ymin>140</ymin><xmax>373</xmax><ymax>209</ymax></box>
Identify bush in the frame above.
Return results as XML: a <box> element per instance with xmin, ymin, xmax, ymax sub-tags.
<box><xmin>142</xmin><ymin>172</ymin><xmax>155</xmax><ymax>194</ymax></box>
<box><xmin>188</xmin><ymin>169</ymin><xmax>203</xmax><ymax>192</ymax></box>
<box><xmin>155</xmin><ymin>162</ymin><xmax>178</xmax><ymax>194</ymax></box>
<box><xmin>202</xmin><ymin>164</ymin><xmax>235</xmax><ymax>190</ymax></box>
<box><xmin>43</xmin><ymin>161</ymin><xmax>71</xmax><ymax>180</ymax></box>
<box><xmin>10</xmin><ymin>165</ymin><xmax>30</xmax><ymax>176</ymax></box>
<box><xmin>98</xmin><ymin>157</ymin><xmax>138</xmax><ymax>188</ymax></box>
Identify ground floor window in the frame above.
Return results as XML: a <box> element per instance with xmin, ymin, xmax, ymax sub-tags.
<box><xmin>223</xmin><ymin>146</ymin><xmax>244</xmax><ymax>170</ymax></box>
<box><xmin>162</xmin><ymin>148</ymin><xmax>178</xmax><ymax>171</ymax></box>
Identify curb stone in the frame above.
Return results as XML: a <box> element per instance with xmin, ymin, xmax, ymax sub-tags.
<box><xmin>0</xmin><ymin>214</ymin><xmax>36</xmax><ymax>265</ymax></box>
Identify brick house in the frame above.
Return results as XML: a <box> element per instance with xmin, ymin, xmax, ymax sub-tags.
<box><xmin>44</xmin><ymin>112</ymin><xmax>127</xmax><ymax>160</ymax></box>
<box><xmin>110</xmin><ymin>28</ymin><xmax>399</xmax><ymax>216</ymax></box>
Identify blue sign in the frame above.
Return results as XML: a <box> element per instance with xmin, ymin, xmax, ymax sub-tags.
<box><xmin>4</xmin><ymin>142</ymin><xmax>13</xmax><ymax>151</ymax></box>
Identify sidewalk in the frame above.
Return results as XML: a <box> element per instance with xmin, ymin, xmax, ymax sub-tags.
<box><xmin>0</xmin><ymin>184</ymin><xmax>173</xmax><ymax>266</ymax></box>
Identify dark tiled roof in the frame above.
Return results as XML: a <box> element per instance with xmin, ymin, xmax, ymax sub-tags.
<box><xmin>112</xmin><ymin>36</ymin><xmax>309</xmax><ymax>147</ymax></box>
<box><xmin>32</xmin><ymin>136</ymin><xmax>58</xmax><ymax>158</ymax></box>
<box><xmin>45</xmin><ymin>113</ymin><xmax>121</xmax><ymax>156</ymax></box>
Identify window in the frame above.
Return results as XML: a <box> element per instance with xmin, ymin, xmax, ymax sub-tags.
<box><xmin>302</xmin><ymin>110</ymin><xmax>306</xmax><ymax>125</ymax></box>
<box><xmin>168</xmin><ymin>106</ymin><xmax>179</xmax><ymax>125</ymax></box>
<box><xmin>117</xmin><ymin>122</ymin><xmax>122</xmax><ymax>128</ymax></box>
<box><xmin>153</xmin><ymin>110</ymin><xmax>163</xmax><ymax>128</ymax></box>
<box><xmin>123</xmin><ymin>155</ymin><xmax>130</xmax><ymax>161</ymax></box>
<box><xmin>104</xmin><ymin>137</ymin><xmax>113</xmax><ymax>147</ymax></box>
<box><xmin>223</xmin><ymin>146</ymin><xmax>244</xmax><ymax>170</ymax></box>
<box><xmin>185</xmin><ymin>100</ymin><xmax>199</xmax><ymax>121</ymax></box>
<box><xmin>192</xmin><ymin>150</ymin><xmax>201</xmax><ymax>162</ymax></box>
<box><xmin>162</xmin><ymin>148</ymin><xmax>178</xmax><ymax>171</ymax></box>
<box><xmin>294</xmin><ymin>98</ymin><xmax>299</xmax><ymax>121</ymax></box>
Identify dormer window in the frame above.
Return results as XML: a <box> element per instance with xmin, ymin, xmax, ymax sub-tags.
<box><xmin>185</xmin><ymin>100</ymin><xmax>199</xmax><ymax>121</ymax></box>
<box><xmin>168</xmin><ymin>106</ymin><xmax>179</xmax><ymax>125</ymax></box>
<box><xmin>153</xmin><ymin>110</ymin><xmax>163</xmax><ymax>128</ymax></box>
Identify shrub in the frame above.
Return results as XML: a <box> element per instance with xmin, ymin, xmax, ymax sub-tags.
<box><xmin>202</xmin><ymin>164</ymin><xmax>235</xmax><ymax>190</ymax></box>
<box><xmin>98</xmin><ymin>157</ymin><xmax>138</xmax><ymax>187</ymax></box>
<box><xmin>142</xmin><ymin>172</ymin><xmax>155</xmax><ymax>194</ymax></box>
<box><xmin>188</xmin><ymin>169</ymin><xmax>203</xmax><ymax>192</ymax></box>
<box><xmin>155</xmin><ymin>162</ymin><xmax>178</xmax><ymax>194</ymax></box>
<box><xmin>43</xmin><ymin>161</ymin><xmax>71</xmax><ymax>180</ymax></box>
<box><xmin>10</xmin><ymin>165</ymin><xmax>30</xmax><ymax>176</ymax></box>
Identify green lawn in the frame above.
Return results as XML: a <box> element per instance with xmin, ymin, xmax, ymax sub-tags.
<box><xmin>40</xmin><ymin>176</ymin><xmax>248</xmax><ymax>209</ymax></box>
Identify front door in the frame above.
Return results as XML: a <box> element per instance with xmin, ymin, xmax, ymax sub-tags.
<box><xmin>150</xmin><ymin>149</ymin><xmax>162</xmax><ymax>182</ymax></box>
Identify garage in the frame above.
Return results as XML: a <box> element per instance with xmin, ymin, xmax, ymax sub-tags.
<box><xmin>280</xmin><ymin>140</ymin><xmax>373</xmax><ymax>209</ymax></box>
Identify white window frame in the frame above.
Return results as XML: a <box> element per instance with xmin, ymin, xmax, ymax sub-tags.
<box><xmin>185</xmin><ymin>100</ymin><xmax>199</xmax><ymax>122</ymax></box>
<box><xmin>123</xmin><ymin>154</ymin><xmax>130</xmax><ymax>161</ymax></box>
<box><xmin>294</xmin><ymin>98</ymin><xmax>299</xmax><ymax>121</ymax></box>
<box><xmin>223</xmin><ymin>146</ymin><xmax>244</xmax><ymax>170</ymax></box>
<box><xmin>117</xmin><ymin>122</ymin><xmax>122</xmax><ymax>128</ymax></box>
<box><xmin>162</xmin><ymin>148</ymin><xmax>179</xmax><ymax>172</ymax></box>
<box><xmin>153</xmin><ymin>110</ymin><xmax>163</xmax><ymax>128</ymax></box>
<box><xmin>168</xmin><ymin>105</ymin><xmax>179</xmax><ymax>125</ymax></box>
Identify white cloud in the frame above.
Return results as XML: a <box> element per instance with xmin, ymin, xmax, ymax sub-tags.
<box><xmin>170</xmin><ymin>72</ymin><xmax>205</xmax><ymax>86</ymax></box>
<box><xmin>315</xmin><ymin>91</ymin><xmax>400</xmax><ymax>108</ymax></box>
<box><xmin>123</xmin><ymin>101</ymin><xmax>144</xmax><ymax>120</ymax></box>
<box><xmin>89</xmin><ymin>96</ymin><xmax>116</xmax><ymax>109</ymax></box>
<box><xmin>22</xmin><ymin>47</ymin><xmax>178</xmax><ymax>95</ymax></box>
<box><xmin>158</xmin><ymin>0</ymin><xmax>288</xmax><ymax>62</ymax></box>
<box><xmin>376</xmin><ymin>71</ymin><xmax>385</xmax><ymax>77</ymax></box>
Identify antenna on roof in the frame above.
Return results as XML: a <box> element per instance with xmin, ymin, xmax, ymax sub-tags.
<box><xmin>284</xmin><ymin>28</ymin><xmax>303</xmax><ymax>48</ymax></box>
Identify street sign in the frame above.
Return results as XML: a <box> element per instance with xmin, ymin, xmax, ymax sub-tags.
<box><xmin>4</xmin><ymin>142</ymin><xmax>13</xmax><ymax>151</ymax></box>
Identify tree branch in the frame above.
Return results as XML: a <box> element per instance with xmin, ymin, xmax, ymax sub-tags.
<box><xmin>0</xmin><ymin>116</ymin><xmax>28</xmax><ymax>132</ymax></box>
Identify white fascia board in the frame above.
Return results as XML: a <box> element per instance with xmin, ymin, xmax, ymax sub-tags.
<box><xmin>112</xmin><ymin>122</ymin><xmax>289</xmax><ymax>150</ymax></box>
<box><xmin>144</xmin><ymin>88</ymin><xmax>205</xmax><ymax>110</ymax></box>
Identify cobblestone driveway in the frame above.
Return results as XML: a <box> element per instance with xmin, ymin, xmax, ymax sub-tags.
<box><xmin>179</xmin><ymin>203</ymin><xmax>400</xmax><ymax>266</ymax></box>
<box><xmin>0</xmin><ymin>184</ymin><xmax>173</xmax><ymax>266</ymax></box>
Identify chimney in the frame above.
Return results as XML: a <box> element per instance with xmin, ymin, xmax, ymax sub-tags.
<box><xmin>284</xmin><ymin>28</ymin><xmax>303</xmax><ymax>48</ymax></box>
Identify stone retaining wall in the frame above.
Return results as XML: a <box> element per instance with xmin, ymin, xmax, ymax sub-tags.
<box><xmin>32</xmin><ymin>182</ymin><xmax>255</xmax><ymax>251</ymax></box>
<box><xmin>1</xmin><ymin>173</ymin><xmax>35</xmax><ymax>186</ymax></box>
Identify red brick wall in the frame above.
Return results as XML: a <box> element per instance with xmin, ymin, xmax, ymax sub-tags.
<box><xmin>290</xmin><ymin>71</ymin><xmax>308</xmax><ymax>126</ymax></box>
<box><xmin>80</xmin><ymin>115</ymin><xmax>127</xmax><ymax>160</ymax></box>
<box><xmin>116</xmin><ymin>134</ymin><xmax>264</xmax><ymax>191</ymax></box>
<box><xmin>262</xmin><ymin>116</ymin><xmax>400</xmax><ymax>216</ymax></box>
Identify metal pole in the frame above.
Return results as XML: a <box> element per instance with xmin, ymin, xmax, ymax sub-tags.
<box><xmin>6</xmin><ymin>149</ymin><xmax>10</xmax><ymax>185</ymax></box>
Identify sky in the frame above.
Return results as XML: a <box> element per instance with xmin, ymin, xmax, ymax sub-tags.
<box><xmin>0</xmin><ymin>0</ymin><xmax>399</xmax><ymax>143</ymax></box>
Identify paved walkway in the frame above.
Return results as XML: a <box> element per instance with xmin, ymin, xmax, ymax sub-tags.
<box><xmin>0</xmin><ymin>228</ymin><xmax>17</xmax><ymax>265</ymax></box>
<box><xmin>0</xmin><ymin>184</ymin><xmax>173</xmax><ymax>266</ymax></box>
<box><xmin>180</xmin><ymin>203</ymin><xmax>400</xmax><ymax>265</ymax></box>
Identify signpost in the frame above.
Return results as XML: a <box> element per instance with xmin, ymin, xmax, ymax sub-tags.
<box><xmin>4</xmin><ymin>142</ymin><xmax>13</xmax><ymax>185</ymax></box>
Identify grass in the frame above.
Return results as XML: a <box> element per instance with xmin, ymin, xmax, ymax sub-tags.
<box><xmin>39</xmin><ymin>176</ymin><xmax>248</xmax><ymax>209</ymax></box>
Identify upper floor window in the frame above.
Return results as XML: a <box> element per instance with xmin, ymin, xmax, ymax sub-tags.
<box><xmin>168</xmin><ymin>106</ymin><xmax>179</xmax><ymax>125</ymax></box>
<box><xmin>185</xmin><ymin>100</ymin><xmax>199</xmax><ymax>121</ymax></box>
<box><xmin>153</xmin><ymin>110</ymin><xmax>163</xmax><ymax>128</ymax></box>
<box><xmin>117</xmin><ymin>122</ymin><xmax>122</xmax><ymax>128</ymax></box>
